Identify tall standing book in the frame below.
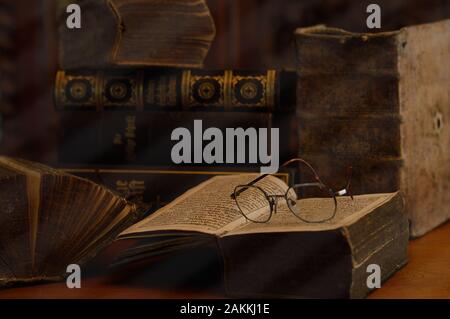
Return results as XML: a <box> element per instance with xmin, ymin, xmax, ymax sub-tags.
<box><xmin>295</xmin><ymin>20</ymin><xmax>450</xmax><ymax>237</ymax></box>
<box><xmin>114</xmin><ymin>174</ymin><xmax>408</xmax><ymax>298</ymax></box>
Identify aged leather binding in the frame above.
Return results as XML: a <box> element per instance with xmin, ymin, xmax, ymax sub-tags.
<box><xmin>113</xmin><ymin>174</ymin><xmax>408</xmax><ymax>298</ymax></box>
<box><xmin>0</xmin><ymin>157</ymin><xmax>143</xmax><ymax>286</ymax></box>
<box><xmin>58</xmin><ymin>0</ymin><xmax>216</xmax><ymax>69</ymax></box>
<box><xmin>56</xmin><ymin>110</ymin><xmax>296</xmax><ymax>166</ymax></box>
<box><xmin>295</xmin><ymin>20</ymin><xmax>450</xmax><ymax>237</ymax></box>
<box><xmin>54</xmin><ymin>69</ymin><xmax>296</xmax><ymax>112</ymax></box>
<box><xmin>54</xmin><ymin>68</ymin><xmax>297</xmax><ymax>167</ymax></box>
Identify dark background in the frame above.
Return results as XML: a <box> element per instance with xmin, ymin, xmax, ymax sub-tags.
<box><xmin>1</xmin><ymin>0</ymin><xmax>450</xmax><ymax>162</ymax></box>
<box><xmin>0</xmin><ymin>0</ymin><xmax>449</xmax><ymax>295</ymax></box>
<box><xmin>205</xmin><ymin>0</ymin><xmax>450</xmax><ymax>68</ymax></box>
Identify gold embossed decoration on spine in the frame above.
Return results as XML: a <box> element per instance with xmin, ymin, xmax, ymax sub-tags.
<box><xmin>144</xmin><ymin>72</ymin><xmax>179</xmax><ymax>109</ymax></box>
<box><xmin>55</xmin><ymin>70</ymin><xmax>98</xmax><ymax>111</ymax></box>
<box><xmin>231</xmin><ymin>71</ymin><xmax>276</xmax><ymax>110</ymax></box>
<box><xmin>223</xmin><ymin>70</ymin><xmax>233</xmax><ymax>110</ymax></box>
<box><xmin>266</xmin><ymin>70</ymin><xmax>276</xmax><ymax>112</ymax></box>
<box><xmin>137</xmin><ymin>71</ymin><xmax>145</xmax><ymax>111</ymax></box>
<box><xmin>55</xmin><ymin>69</ymin><xmax>295</xmax><ymax>112</ymax></box>
<box><xmin>187</xmin><ymin>71</ymin><xmax>224</xmax><ymax>109</ymax></box>
<box><xmin>185</xmin><ymin>70</ymin><xmax>278</xmax><ymax>110</ymax></box>
<box><xmin>181</xmin><ymin>70</ymin><xmax>192</xmax><ymax>110</ymax></box>
<box><xmin>54</xmin><ymin>71</ymin><xmax>64</xmax><ymax>109</ymax></box>
<box><xmin>95</xmin><ymin>71</ymin><xmax>104</xmax><ymax>111</ymax></box>
<box><xmin>102</xmin><ymin>71</ymin><xmax>137</xmax><ymax>111</ymax></box>
<box><xmin>167</xmin><ymin>74</ymin><xmax>178</xmax><ymax>107</ymax></box>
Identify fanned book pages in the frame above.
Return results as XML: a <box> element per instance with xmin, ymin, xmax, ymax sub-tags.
<box><xmin>58</xmin><ymin>0</ymin><xmax>216</xmax><ymax>69</ymax></box>
<box><xmin>0</xmin><ymin>157</ymin><xmax>143</xmax><ymax>287</ymax></box>
<box><xmin>114</xmin><ymin>174</ymin><xmax>409</xmax><ymax>298</ymax></box>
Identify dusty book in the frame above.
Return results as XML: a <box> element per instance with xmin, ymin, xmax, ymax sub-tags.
<box><xmin>0</xmin><ymin>156</ymin><xmax>143</xmax><ymax>287</ymax></box>
<box><xmin>54</xmin><ymin>69</ymin><xmax>296</xmax><ymax>112</ymax></box>
<box><xmin>114</xmin><ymin>174</ymin><xmax>409</xmax><ymax>298</ymax></box>
<box><xmin>56</xmin><ymin>110</ymin><xmax>296</xmax><ymax>167</ymax></box>
<box><xmin>295</xmin><ymin>20</ymin><xmax>450</xmax><ymax>237</ymax></box>
<box><xmin>58</xmin><ymin>0</ymin><xmax>216</xmax><ymax>69</ymax></box>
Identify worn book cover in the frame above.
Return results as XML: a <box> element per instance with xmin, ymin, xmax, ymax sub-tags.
<box><xmin>57</xmin><ymin>0</ymin><xmax>216</xmax><ymax>69</ymax></box>
<box><xmin>295</xmin><ymin>20</ymin><xmax>450</xmax><ymax>237</ymax></box>
<box><xmin>114</xmin><ymin>174</ymin><xmax>408</xmax><ymax>298</ymax></box>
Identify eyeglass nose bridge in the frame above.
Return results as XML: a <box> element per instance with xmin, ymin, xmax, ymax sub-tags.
<box><xmin>267</xmin><ymin>195</ymin><xmax>285</xmax><ymax>213</ymax></box>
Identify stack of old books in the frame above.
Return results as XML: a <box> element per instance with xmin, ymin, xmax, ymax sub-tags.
<box><xmin>1</xmin><ymin>0</ymin><xmax>448</xmax><ymax>299</ymax></box>
<box><xmin>55</xmin><ymin>0</ymin><xmax>449</xmax><ymax>233</ymax></box>
<box><xmin>54</xmin><ymin>0</ymin><xmax>297</xmax><ymax>208</ymax></box>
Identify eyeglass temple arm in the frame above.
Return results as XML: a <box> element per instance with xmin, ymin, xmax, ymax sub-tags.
<box><xmin>294</xmin><ymin>182</ymin><xmax>345</xmax><ymax>196</ymax></box>
<box><xmin>293</xmin><ymin>182</ymin><xmax>322</xmax><ymax>188</ymax></box>
<box><xmin>230</xmin><ymin>158</ymin><xmax>323</xmax><ymax>199</ymax></box>
<box><xmin>294</xmin><ymin>166</ymin><xmax>353</xmax><ymax>198</ymax></box>
<box><xmin>230</xmin><ymin>174</ymin><xmax>269</xmax><ymax>199</ymax></box>
<box><xmin>335</xmin><ymin>166</ymin><xmax>353</xmax><ymax>199</ymax></box>
<box><xmin>230</xmin><ymin>161</ymin><xmax>353</xmax><ymax>199</ymax></box>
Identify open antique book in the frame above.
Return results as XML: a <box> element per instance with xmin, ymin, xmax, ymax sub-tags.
<box><xmin>0</xmin><ymin>157</ymin><xmax>143</xmax><ymax>287</ymax></box>
<box><xmin>116</xmin><ymin>174</ymin><xmax>409</xmax><ymax>298</ymax></box>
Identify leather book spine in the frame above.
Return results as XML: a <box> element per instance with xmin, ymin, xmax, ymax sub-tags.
<box><xmin>56</xmin><ymin>111</ymin><xmax>293</xmax><ymax>166</ymax></box>
<box><xmin>295</xmin><ymin>22</ymin><xmax>450</xmax><ymax>237</ymax></box>
<box><xmin>219</xmin><ymin>193</ymin><xmax>408</xmax><ymax>298</ymax></box>
<box><xmin>54</xmin><ymin>69</ymin><xmax>297</xmax><ymax>112</ymax></box>
<box><xmin>295</xmin><ymin>26</ymin><xmax>402</xmax><ymax>196</ymax></box>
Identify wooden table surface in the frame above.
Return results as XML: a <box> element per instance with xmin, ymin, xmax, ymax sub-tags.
<box><xmin>1</xmin><ymin>222</ymin><xmax>449</xmax><ymax>299</ymax></box>
<box><xmin>369</xmin><ymin>221</ymin><xmax>450</xmax><ymax>299</ymax></box>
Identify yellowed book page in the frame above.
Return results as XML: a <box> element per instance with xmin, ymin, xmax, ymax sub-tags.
<box><xmin>224</xmin><ymin>193</ymin><xmax>398</xmax><ymax>236</ymax></box>
<box><xmin>119</xmin><ymin>174</ymin><xmax>290</xmax><ymax>237</ymax></box>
